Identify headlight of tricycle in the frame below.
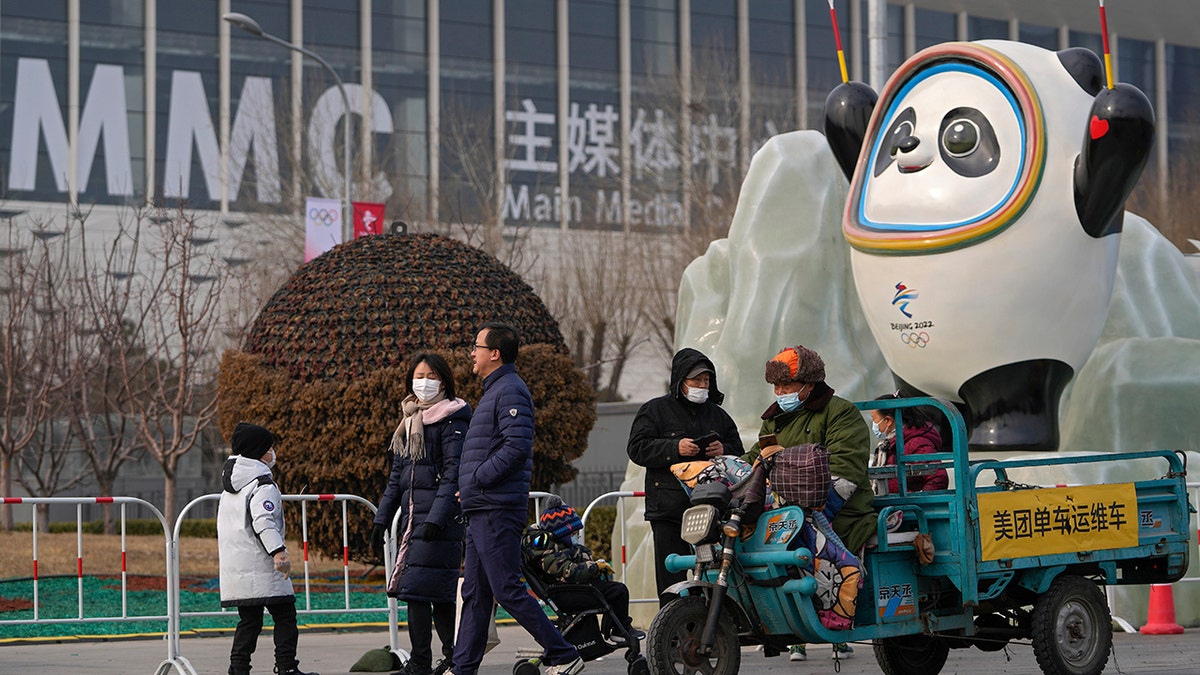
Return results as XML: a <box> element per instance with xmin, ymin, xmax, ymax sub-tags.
<box><xmin>681</xmin><ymin>504</ymin><xmax>721</xmax><ymax>545</ymax></box>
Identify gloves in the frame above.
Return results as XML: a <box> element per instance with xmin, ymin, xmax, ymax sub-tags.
<box><xmin>596</xmin><ymin>559</ymin><xmax>614</xmax><ymax>579</ymax></box>
<box><xmin>370</xmin><ymin>523</ymin><xmax>387</xmax><ymax>557</ymax></box>
<box><xmin>417</xmin><ymin>521</ymin><xmax>442</xmax><ymax>541</ymax></box>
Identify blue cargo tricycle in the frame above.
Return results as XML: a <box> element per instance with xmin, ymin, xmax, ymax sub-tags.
<box><xmin>647</xmin><ymin>397</ymin><xmax>1192</xmax><ymax>675</ymax></box>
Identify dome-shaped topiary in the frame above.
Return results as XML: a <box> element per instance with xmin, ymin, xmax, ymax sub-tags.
<box><xmin>217</xmin><ymin>233</ymin><xmax>595</xmax><ymax>562</ymax></box>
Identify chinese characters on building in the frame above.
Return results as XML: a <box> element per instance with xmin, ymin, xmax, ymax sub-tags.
<box><xmin>503</xmin><ymin>97</ymin><xmax>776</xmax><ymax>228</ymax></box>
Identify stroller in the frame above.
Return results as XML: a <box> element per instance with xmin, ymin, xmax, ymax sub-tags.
<box><xmin>513</xmin><ymin>557</ymin><xmax>649</xmax><ymax>675</ymax></box>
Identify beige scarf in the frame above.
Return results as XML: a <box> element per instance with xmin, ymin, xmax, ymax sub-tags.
<box><xmin>389</xmin><ymin>390</ymin><xmax>446</xmax><ymax>462</ymax></box>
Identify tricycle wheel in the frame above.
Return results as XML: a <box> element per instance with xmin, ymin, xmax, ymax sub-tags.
<box><xmin>626</xmin><ymin>655</ymin><xmax>650</xmax><ymax>675</ymax></box>
<box><xmin>647</xmin><ymin>595</ymin><xmax>740</xmax><ymax>675</ymax></box>
<box><xmin>512</xmin><ymin>658</ymin><xmax>540</xmax><ymax>675</ymax></box>
<box><xmin>1031</xmin><ymin>575</ymin><xmax>1111</xmax><ymax>675</ymax></box>
<box><xmin>873</xmin><ymin>634</ymin><xmax>949</xmax><ymax>675</ymax></box>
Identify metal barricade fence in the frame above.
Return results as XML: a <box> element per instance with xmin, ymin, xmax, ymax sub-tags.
<box><xmin>170</xmin><ymin>492</ymin><xmax>401</xmax><ymax>671</ymax></box>
<box><xmin>0</xmin><ymin>496</ymin><xmax>192</xmax><ymax>675</ymax></box>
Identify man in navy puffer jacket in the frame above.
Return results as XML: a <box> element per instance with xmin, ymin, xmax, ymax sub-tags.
<box><xmin>449</xmin><ymin>322</ymin><xmax>582</xmax><ymax>675</ymax></box>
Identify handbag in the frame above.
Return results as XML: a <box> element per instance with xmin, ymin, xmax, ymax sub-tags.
<box><xmin>771</xmin><ymin>443</ymin><xmax>831</xmax><ymax>509</ymax></box>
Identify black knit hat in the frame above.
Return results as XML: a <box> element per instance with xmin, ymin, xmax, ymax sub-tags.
<box><xmin>231</xmin><ymin>422</ymin><xmax>275</xmax><ymax>460</ymax></box>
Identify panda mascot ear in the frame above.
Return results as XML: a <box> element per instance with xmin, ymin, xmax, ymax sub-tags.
<box><xmin>1073</xmin><ymin>81</ymin><xmax>1155</xmax><ymax>238</ymax></box>
<box><xmin>823</xmin><ymin>81</ymin><xmax>878</xmax><ymax>180</ymax></box>
<box><xmin>1058</xmin><ymin>47</ymin><xmax>1105</xmax><ymax>96</ymax></box>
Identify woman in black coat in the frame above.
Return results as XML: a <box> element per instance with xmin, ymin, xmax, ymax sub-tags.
<box><xmin>371</xmin><ymin>353</ymin><xmax>472</xmax><ymax>675</ymax></box>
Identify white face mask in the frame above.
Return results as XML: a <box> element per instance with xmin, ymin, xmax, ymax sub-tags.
<box><xmin>412</xmin><ymin>378</ymin><xmax>442</xmax><ymax>402</ymax></box>
<box><xmin>571</xmin><ymin>530</ymin><xmax>584</xmax><ymax>546</ymax></box>
<box><xmin>684</xmin><ymin>386</ymin><xmax>709</xmax><ymax>404</ymax></box>
<box><xmin>263</xmin><ymin>450</ymin><xmax>276</xmax><ymax>469</ymax></box>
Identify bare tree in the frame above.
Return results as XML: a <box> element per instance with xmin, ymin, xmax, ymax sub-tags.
<box><xmin>12</xmin><ymin>222</ymin><xmax>92</xmax><ymax>529</ymax></box>
<box><xmin>68</xmin><ymin>218</ymin><xmax>156</xmax><ymax>533</ymax></box>
<box><xmin>0</xmin><ymin>222</ymin><xmax>65</xmax><ymax>528</ymax></box>
<box><xmin>95</xmin><ymin>205</ymin><xmax>228</xmax><ymax>525</ymax></box>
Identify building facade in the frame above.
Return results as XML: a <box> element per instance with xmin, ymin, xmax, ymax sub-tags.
<box><xmin>2</xmin><ymin>0</ymin><xmax>1198</xmax><ymax>231</ymax></box>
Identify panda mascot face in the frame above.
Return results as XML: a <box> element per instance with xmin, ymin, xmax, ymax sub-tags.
<box><xmin>847</xmin><ymin>42</ymin><xmax>1049</xmax><ymax>254</ymax></box>
<box><xmin>823</xmin><ymin>41</ymin><xmax>1153</xmax><ymax>451</ymax></box>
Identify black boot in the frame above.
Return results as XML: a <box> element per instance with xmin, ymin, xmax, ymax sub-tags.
<box><xmin>274</xmin><ymin>665</ymin><xmax>318</xmax><ymax>675</ymax></box>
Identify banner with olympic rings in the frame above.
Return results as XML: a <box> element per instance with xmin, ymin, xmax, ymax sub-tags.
<box><xmin>305</xmin><ymin>197</ymin><xmax>343</xmax><ymax>262</ymax></box>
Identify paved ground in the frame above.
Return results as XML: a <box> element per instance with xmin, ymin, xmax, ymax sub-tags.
<box><xmin>0</xmin><ymin>623</ymin><xmax>1196</xmax><ymax>674</ymax></box>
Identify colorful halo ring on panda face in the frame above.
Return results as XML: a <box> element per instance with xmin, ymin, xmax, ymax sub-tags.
<box><xmin>843</xmin><ymin>42</ymin><xmax>1047</xmax><ymax>255</ymax></box>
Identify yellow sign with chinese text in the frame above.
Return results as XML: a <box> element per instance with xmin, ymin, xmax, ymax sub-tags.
<box><xmin>978</xmin><ymin>483</ymin><xmax>1138</xmax><ymax>561</ymax></box>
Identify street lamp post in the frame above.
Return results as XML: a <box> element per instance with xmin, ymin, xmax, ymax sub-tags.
<box><xmin>223</xmin><ymin>12</ymin><xmax>352</xmax><ymax>244</ymax></box>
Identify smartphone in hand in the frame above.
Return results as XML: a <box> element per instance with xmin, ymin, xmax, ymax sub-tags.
<box><xmin>693</xmin><ymin>431</ymin><xmax>721</xmax><ymax>449</ymax></box>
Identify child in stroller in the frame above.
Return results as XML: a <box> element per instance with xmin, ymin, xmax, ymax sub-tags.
<box><xmin>517</xmin><ymin>495</ymin><xmax>649</xmax><ymax>675</ymax></box>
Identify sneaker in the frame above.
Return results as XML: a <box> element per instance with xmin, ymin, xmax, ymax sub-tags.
<box><xmin>789</xmin><ymin>645</ymin><xmax>807</xmax><ymax>662</ymax></box>
<box><xmin>543</xmin><ymin>656</ymin><xmax>585</xmax><ymax>675</ymax></box>
<box><xmin>396</xmin><ymin>662</ymin><xmax>433</xmax><ymax>675</ymax></box>
<box><xmin>610</xmin><ymin>627</ymin><xmax>646</xmax><ymax>645</ymax></box>
<box><xmin>831</xmin><ymin>643</ymin><xmax>855</xmax><ymax>660</ymax></box>
<box><xmin>274</xmin><ymin>667</ymin><xmax>319</xmax><ymax>675</ymax></box>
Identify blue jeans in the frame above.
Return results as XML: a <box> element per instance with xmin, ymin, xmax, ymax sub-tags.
<box><xmin>452</xmin><ymin>509</ymin><xmax>578</xmax><ymax>675</ymax></box>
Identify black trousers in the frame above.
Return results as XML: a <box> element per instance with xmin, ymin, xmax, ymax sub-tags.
<box><xmin>406</xmin><ymin>600</ymin><xmax>456</xmax><ymax>669</ymax></box>
<box><xmin>229</xmin><ymin>600</ymin><xmax>299</xmax><ymax>673</ymax></box>
<box><xmin>593</xmin><ymin>580</ymin><xmax>633</xmax><ymax>635</ymax></box>
<box><xmin>649</xmin><ymin>519</ymin><xmax>690</xmax><ymax>600</ymax></box>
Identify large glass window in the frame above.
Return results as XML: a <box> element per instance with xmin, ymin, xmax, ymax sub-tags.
<box><xmin>569</xmin><ymin>1</ymin><xmax>621</xmax><ymax>230</ymax></box>
<box><xmin>1165</xmin><ymin>44</ymin><xmax>1200</xmax><ymax>238</ymax></box>
<box><xmin>1117</xmin><ymin>37</ymin><xmax>1155</xmax><ymax>102</ymax></box>
<box><xmin>1068</xmin><ymin>31</ymin><xmax>1103</xmax><ymax>58</ymax></box>
<box><xmin>157</xmin><ymin>1</ymin><xmax>219</xmax><ymax>206</ymax></box>
<box><xmin>968</xmin><ymin>16</ymin><xmax>1008</xmax><ymax>41</ymax></box>
<box><xmin>750</xmin><ymin>1</ymin><xmax>795</xmax><ymax>139</ymax></box>
<box><xmin>805</xmin><ymin>1</ymin><xmax>840</xmax><ymax>129</ymax></box>
<box><xmin>503</xmin><ymin>0</ymin><xmax>558</xmax><ymax>229</ymax></box>
<box><xmin>373</xmin><ymin>0</ymin><xmax>428</xmax><ymax>220</ymax></box>
<box><xmin>689</xmin><ymin>0</ymin><xmax>738</xmax><ymax>223</ymax></box>
<box><xmin>1</xmin><ymin>4</ymin><xmax>70</xmax><ymax>202</ymax></box>
<box><xmin>227</xmin><ymin>2</ymin><xmax>292</xmax><ymax>209</ymax></box>
<box><xmin>439</xmin><ymin>0</ymin><xmax>494</xmax><ymax>225</ymax></box>
<box><xmin>887</xmin><ymin>4</ymin><xmax>905</xmax><ymax>75</ymax></box>
<box><xmin>1166</xmin><ymin>45</ymin><xmax>1200</xmax><ymax>128</ymax></box>
<box><xmin>79</xmin><ymin>0</ymin><xmax>146</xmax><ymax>203</ymax></box>
<box><xmin>913</xmin><ymin>8</ymin><xmax>955</xmax><ymax>53</ymax></box>
<box><xmin>1019</xmin><ymin>23</ymin><xmax>1058</xmax><ymax>50</ymax></box>
<box><xmin>630</xmin><ymin>0</ymin><xmax>676</xmax><ymax>78</ymax></box>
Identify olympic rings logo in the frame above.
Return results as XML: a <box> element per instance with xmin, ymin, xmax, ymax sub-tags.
<box><xmin>308</xmin><ymin>208</ymin><xmax>340</xmax><ymax>226</ymax></box>
<box><xmin>901</xmin><ymin>331</ymin><xmax>930</xmax><ymax>348</ymax></box>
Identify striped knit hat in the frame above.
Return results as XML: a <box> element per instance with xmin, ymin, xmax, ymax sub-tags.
<box><xmin>539</xmin><ymin>495</ymin><xmax>583</xmax><ymax>543</ymax></box>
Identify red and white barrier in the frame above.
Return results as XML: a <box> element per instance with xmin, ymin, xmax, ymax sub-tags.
<box><xmin>0</xmin><ymin>496</ymin><xmax>191</xmax><ymax>675</ymax></box>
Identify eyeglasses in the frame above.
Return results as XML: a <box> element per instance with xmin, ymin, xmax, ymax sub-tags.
<box><xmin>470</xmin><ymin>343</ymin><xmax>492</xmax><ymax>352</ymax></box>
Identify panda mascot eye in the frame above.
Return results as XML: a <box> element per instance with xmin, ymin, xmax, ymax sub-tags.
<box><xmin>874</xmin><ymin>107</ymin><xmax>917</xmax><ymax>177</ymax></box>
<box><xmin>942</xmin><ymin>119</ymin><xmax>979</xmax><ymax>156</ymax></box>
<box><xmin>938</xmin><ymin>107</ymin><xmax>1000</xmax><ymax>177</ymax></box>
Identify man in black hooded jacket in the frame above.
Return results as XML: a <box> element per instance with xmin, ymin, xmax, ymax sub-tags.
<box><xmin>626</xmin><ymin>347</ymin><xmax>743</xmax><ymax>599</ymax></box>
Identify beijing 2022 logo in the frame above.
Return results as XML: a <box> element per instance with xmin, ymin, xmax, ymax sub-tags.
<box><xmin>889</xmin><ymin>281</ymin><xmax>932</xmax><ymax>348</ymax></box>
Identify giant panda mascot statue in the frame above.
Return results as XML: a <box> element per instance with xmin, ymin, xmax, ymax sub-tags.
<box><xmin>824</xmin><ymin>41</ymin><xmax>1154</xmax><ymax>451</ymax></box>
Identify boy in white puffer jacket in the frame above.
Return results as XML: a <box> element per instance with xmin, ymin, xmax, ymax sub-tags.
<box><xmin>217</xmin><ymin>422</ymin><xmax>317</xmax><ymax>675</ymax></box>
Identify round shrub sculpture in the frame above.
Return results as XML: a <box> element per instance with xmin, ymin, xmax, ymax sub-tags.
<box><xmin>216</xmin><ymin>233</ymin><xmax>596</xmax><ymax>561</ymax></box>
